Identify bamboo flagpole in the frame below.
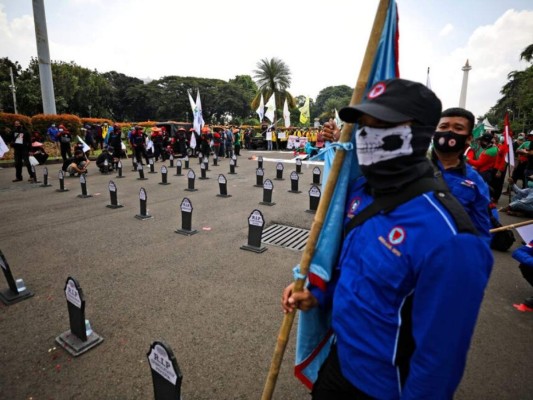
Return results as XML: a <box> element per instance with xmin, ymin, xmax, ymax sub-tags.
<box><xmin>490</xmin><ymin>220</ymin><xmax>533</xmax><ymax>233</ymax></box>
<box><xmin>260</xmin><ymin>1</ymin><xmax>392</xmax><ymax>399</ymax></box>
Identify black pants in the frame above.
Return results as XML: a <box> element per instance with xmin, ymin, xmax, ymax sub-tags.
<box><xmin>519</xmin><ymin>264</ymin><xmax>533</xmax><ymax>287</ymax></box>
<box><xmin>312</xmin><ymin>345</ymin><xmax>374</xmax><ymax>400</ymax></box>
<box><xmin>512</xmin><ymin>162</ymin><xmax>527</xmax><ymax>188</ymax></box>
<box><xmin>14</xmin><ymin>147</ymin><xmax>34</xmax><ymax>180</ymax></box>
<box><xmin>60</xmin><ymin>143</ymin><xmax>72</xmax><ymax>162</ymax></box>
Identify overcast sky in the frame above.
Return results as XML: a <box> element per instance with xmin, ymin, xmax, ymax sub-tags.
<box><xmin>1</xmin><ymin>0</ymin><xmax>532</xmax><ymax>121</ymax></box>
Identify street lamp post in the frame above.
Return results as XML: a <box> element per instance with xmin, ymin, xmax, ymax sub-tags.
<box><xmin>9</xmin><ymin>67</ymin><xmax>18</xmax><ymax>114</ymax></box>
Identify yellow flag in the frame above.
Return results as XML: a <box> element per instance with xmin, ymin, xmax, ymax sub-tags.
<box><xmin>299</xmin><ymin>97</ymin><xmax>310</xmax><ymax>124</ymax></box>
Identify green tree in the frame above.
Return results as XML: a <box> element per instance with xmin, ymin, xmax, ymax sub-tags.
<box><xmin>0</xmin><ymin>57</ymin><xmax>23</xmax><ymax>113</ymax></box>
<box><xmin>314</xmin><ymin>85</ymin><xmax>352</xmax><ymax>121</ymax></box>
<box><xmin>102</xmin><ymin>71</ymin><xmax>144</xmax><ymax>121</ymax></box>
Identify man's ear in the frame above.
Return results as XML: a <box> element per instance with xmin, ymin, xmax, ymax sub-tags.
<box><xmin>465</xmin><ymin>134</ymin><xmax>473</xmax><ymax>147</ymax></box>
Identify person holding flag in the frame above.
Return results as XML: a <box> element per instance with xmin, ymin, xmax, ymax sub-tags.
<box><xmin>282</xmin><ymin>79</ymin><xmax>493</xmax><ymax>399</ymax></box>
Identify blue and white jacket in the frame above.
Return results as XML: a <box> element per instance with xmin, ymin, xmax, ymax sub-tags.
<box><xmin>310</xmin><ymin>176</ymin><xmax>493</xmax><ymax>399</ymax></box>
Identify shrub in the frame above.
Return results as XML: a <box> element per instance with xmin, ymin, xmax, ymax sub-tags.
<box><xmin>32</xmin><ymin>114</ymin><xmax>83</xmax><ymax>137</ymax></box>
<box><xmin>80</xmin><ymin>118</ymin><xmax>113</xmax><ymax>127</ymax></box>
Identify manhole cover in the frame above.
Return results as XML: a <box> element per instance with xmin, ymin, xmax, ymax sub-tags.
<box><xmin>262</xmin><ymin>224</ymin><xmax>309</xmax><ymax>251</ymax></box>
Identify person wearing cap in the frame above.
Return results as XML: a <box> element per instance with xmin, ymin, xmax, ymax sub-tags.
<box><xmin>56</xmin><ymin>125</ymin><xmax>73</xmax><ymax>163</ymax></box>
<box><xmin>96</xmin><ymin>147</ymin><xmax>115</xmax><ymax>173</ymax></box>
<box><xmin>466</xmin><ymin>132</ymin><xmax>497</xmax><ymax>186</ymax></box>
<box><xmin>431</xmin><ymin>107</ymin><xmax>491</xmax><ymax>243</ymax></box>
<box><xmin>282</xmin><ymin>78</ymin><xmax>493</xmax><ymax>399</ymax></box>
<box><xmin>11</xmin><ymin>120</ymin><xmax>37</xmax><ymax>183</ymax></box>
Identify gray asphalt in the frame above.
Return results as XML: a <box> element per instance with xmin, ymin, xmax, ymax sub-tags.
<box><xmin>0</xmin><ymin>150</ymin><xmax>531</xmax><ymax>400</ymax></box>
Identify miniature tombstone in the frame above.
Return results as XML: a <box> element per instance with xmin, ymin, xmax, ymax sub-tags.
<box><xmin>40</xmin><ymin>166</ymin><xmax>52</xmax><ymax>187</ymax></box>
<box><xmin>296</xmin><ymin>157</ymin><xmax>303</xmax><ymax>174</ymax></box>
<box><xmin>131</xmin><ymin>156</ymin><xmax>138</xmax><ymax>171</ymax></box>
<box><xmin>57</xmin><ymin>169</ymin><xmax>69</xmax><ymax>192</ymax></box>
<box><xmin>257</xmin><ymin>156</ymin><xmax>263</xmax><ymax>169</ymax></box>
<box><xmin>228</xmin><ymin>158</ymin><xmax>236</xmax><ymax>175</ymax></box>
<box><xmin>175</xmin><ymin>197</ymin><xmax>197</xmax><ymax>236</ymax></box>
<box><xmin>199</xmin><ymin>162</ymin><xmax>209</xmax><ymax>180</ymax></box>
<box><xmin>306</xmin><ymin>185</ymin><xmax>321</xmax><ymax>214</ymax></box>
<box><xmin>254</xmin><ymin>168</ymin><xmax>264</xmax><ymax>187</ymax></box>
<box><xmin>77</xmin><ymin>174</ymin><xmax>92</xmax><ymax>198</ymax></box>
<box><xmin>116</xmin><ymin>160</ymin><xmax>125</xmax><ymax>178</ymax></box>
<box><xmin>288</xmin><ymin>171</ymin><xmax>301</xmax><ymax>194</ymax></box>
<box><xmin>217</xmin><ymin>174</ymin><xmax>231</xmax><ymax>198</ymax></box>
<box><xmin>107</xmin><ymin>180</ymin><xmax>123</xmax><ymax>209</ymax></box>
<box><xmin>312</xmin><ymin>166</ymin><xmax>321</xmax><ymax>185</ymax></box>
<box><xmin>147</xmin><ymin>341</ymin><xmax>183</xmax><ymax>400</ymax></box>
<box><xmin>185</xmin><ymin>169</ymin><xmax>197</xmax><ymax>192</ymax></box>
<box><xmin>55</xmin><ymin>277</ymin><xmax>103</xmax><ymax>356</ymax></box>
<box><xmin>174</xmin><ymin>159</ymin><xmax>183</xmax><ymax>176</ymax></box>
<box><xmin>212</xmin><ymin>153</ymin><xmax>218</xmax><ymax>166</ymax></box>
<box><xmin>103</xmin><ymin>158</ymin><xmax>110</xmax><ymax>174</ymax></box>
<box><xmin>275</xmin><ymin>162</ymin><xmax>284</xmax><ymax>180</ymax></box>
<box><xmin>232</xmin><ymin>154</ymin><xmax>238</xmax><ymax>168</ymax></box>
<box><xmin>202</xmin><ymin>156</ymin><xmax>209</xmax><ymax>171</ymax></box>
<box><xmin>137</xmin><ymin>163</ymin><xmax>147</xmax><ymax>180</ymax></box>
<box><xmin>0</xmin><ymin>250</ymin><xmax>34</xmax><ymax>305</ymax></box>
<box><xmin>198</xmin><ymin>152</ymin><xmax>203</xmax><ymax>165</ymax></box>
<box><xmin>184</xmin><ymin>156</ymin><xmax>190</xmax><ymax>170</ymax></box>
<box><xmin>135</xmin><ymin>187</ymin><xmax>152</xmax><ymax>219</ymax></box>
<box><xmin>240</xmin><ymin>209</ymin><xmax>267</xmax><ymax>253</ymax></box>
<box><xmin>169</xmin><ymin>154</ymin><xmax>174</xmax><ymax>167</ymax></box>
<box><xmin>148</xmin><ymin>157</ymin><xmax>157</xmax><ymax>173</ymax></box>
<box><xmin>159</xmin><ymin>166</ymin><xmax>171</xmax><ymax>185</ymax></box>
<box><xmin>260</xmin><ymin>179</ymin><xmax>275</xmax><ymax>206</ymax></box>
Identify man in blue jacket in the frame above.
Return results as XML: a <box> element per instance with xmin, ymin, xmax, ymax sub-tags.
<box><xmin>282</xmin><ymin>79</ymin><xmax>493</xmax><ymax>399</ymax></box>
<box><xmin>431</xmin><ymin>107</ymin><xmax>492</xmax><ymax>244</ymax></box>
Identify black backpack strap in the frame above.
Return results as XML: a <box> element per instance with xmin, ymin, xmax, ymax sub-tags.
<box><xmin>344</xmin><ymin>177</ymin><xmax>449</xmax><ymax>237</ymax></box>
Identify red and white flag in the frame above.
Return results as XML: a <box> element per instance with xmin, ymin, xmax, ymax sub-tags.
<box><xmin>504</xmin><ymin>113</ymin><xmax>514</xmax><ymax>167</ymax></box>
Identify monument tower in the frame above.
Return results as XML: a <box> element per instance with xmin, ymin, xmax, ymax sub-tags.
<box><xmin>458</xmin><ymin>59</ymin><xmax>471</xmax><ymax>109</ymax></box>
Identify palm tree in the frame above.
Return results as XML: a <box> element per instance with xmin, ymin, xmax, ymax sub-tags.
<box><xmin>251</xmin><ymin>57</ymin><xmax>296</xmax><ymax>123</ymax></box>
<box><xmin>520</xmin><ymin>44</ymin><xmax>533</xmax><ymax>63</ymax></box>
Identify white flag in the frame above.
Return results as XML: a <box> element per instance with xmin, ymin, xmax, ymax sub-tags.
<box><xmin>77</xmin><ymin>135</ymin><xmax>91</xmax><ymax>153</ymax></box>
<box><xmin>0</xmin><ymin>135</ymin><xmax>9</xmax><ymax>158</ymax></box>
<box><xmin>194</xmin><ymin>90</ymin><xmax>205</xmax><ymax>137</ymax></box>
<box><xmin>188</xmin><ymin>90</ymin><xmax>196</xmax><ymax>116</ymax></box>
<box><xmin>265</xmin><ymin>94</ymin><xmax>276</xmax><ymax>124</ymax></box>
<box><xmin>283</xmin><ymin>98</ymin><xmax>291</xmax><ymax>128</ymax></box>
<box><xmin>334</xmin><ymin>108</ymin><xmax>343</xmax><ymax>129</ymax></box>
<box><xmin>256</xmin><ymin>94</ymin><xmax>265</xmax><ymax>123</ymax></box>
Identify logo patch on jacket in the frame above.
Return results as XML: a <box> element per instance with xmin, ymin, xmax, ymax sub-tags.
<box><xmin>348</xmin><ymin>197</ymin><xmax>361</xmax><ymax>217</ymax></box>
<box><xmin>460</xmin><ymin>179</ymin><xmax>476</xmax><ymax>189</ymax></box>
<box><xmin>388</xmin><ymin>227</ymin><xmax>406</xmax><ymax>245</ymax></box>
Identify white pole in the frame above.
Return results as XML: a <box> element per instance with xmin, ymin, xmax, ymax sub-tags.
<box><xmin>32</xmin><ymin>0</ymin><xmax>57</xmax><ymax>114</ymax></box>
<box><xmin>9</xmin><ymin>67</ymin><xmax>18</xmax><ymax>114</ymax></box>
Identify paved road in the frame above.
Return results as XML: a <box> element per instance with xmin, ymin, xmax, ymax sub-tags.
<box><xmin>0</xmin><ymin>150</ymin><xmax>531</xmax><ymax>400</ymax></box>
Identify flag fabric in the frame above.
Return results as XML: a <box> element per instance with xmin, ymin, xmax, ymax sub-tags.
<box><xmin>188</xmin><ymin>90</ymin><xmax>196</xmax><ymax>116</ymax></box>
<box><xmin>299</xmin><ymin>97</ymin><xmax>310</xmax><ymax>124</ymax></box>
<box><xmin>257</xmin><ymin>94</ymin><xmax>265</xmax><ymax>123</ymax></box>
<box><xmin>265</xmin><ymin>94</ymin><xmax>276</xmax><ymax>124</ymax></box>
<box><xmin>77</xmin><ymin>135</ymin><xmax>91</xmax><ymax>153</ymax></box>
<box><xmin>194</xmin><ymin>90</ymin><xmax>205</xmax><ymax>138</ymax></box>
<box><xmin>472</xmin><ymin>123</ymin><xmax>484</xmax><ymax>140</ymax></box>
<box><xmin>295</xmin><ymin>0</ymin><xmax>400</xmax><ymax>389</ymax></box>
<box><xmin>504</xmin><ymin>113</ymin><xmax>515</xmax><ymax>167</ymax></box>
<box><xmin>0</xmin><ymin>135</ymin><xmax>9</xmax><ymax>158</ymax></box>
<box><xmin>334</xmin><ymin>108</ymin><xmax>343</xmax><ymax>130</ymax></box>
<box><xmin>282</xmin><ymin>98</ymin><xmax>291</xmax><ymax>128</ymax></box>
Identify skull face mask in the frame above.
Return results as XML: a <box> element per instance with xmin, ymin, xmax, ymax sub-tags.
<box><xmin>356</xmin><ymin>125</ymin><xmax>413</xmax><ymax>166</ymax></box>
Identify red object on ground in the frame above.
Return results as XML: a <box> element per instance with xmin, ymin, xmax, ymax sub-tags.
<box><xmin>513</xmin><ymin>303</ymin><xmax>533</xmax><ymax>312</ymax></box>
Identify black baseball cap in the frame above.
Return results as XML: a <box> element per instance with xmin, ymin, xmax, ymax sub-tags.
<box><xmin>339</xmin><ymin>78</ymin><xmax>442</xmax><ymax>127</ymax></box>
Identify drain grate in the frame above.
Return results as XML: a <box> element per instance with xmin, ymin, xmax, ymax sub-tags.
<box><xmin>262</xmin><ymin>224</ymin><xmax>310</xmax><ymax>251</ymax></box>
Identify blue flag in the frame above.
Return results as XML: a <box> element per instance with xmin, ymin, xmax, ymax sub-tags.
<box><xmin>295</xmin><ymin>1</ymin><xmax>400</xmax><ymax>389</ymax></box>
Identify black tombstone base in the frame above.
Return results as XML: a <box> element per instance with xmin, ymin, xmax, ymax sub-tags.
<box><xmin>288</xmin><ymin>190</ymin><xmax>302</xmax><ymax>194</ymax></box>
<box><xmin>158</xmin><ymin>182</ymin><xmax>171</xmax><ymax>185</ymax></box>
<box><xmin>137</xmin><ymin>178</ymin><xmax>148</xmax><ymax>181</ymax></box>
<box><xmin>228</xmin><ymin>171</ymin><xmax>237</xmax><ymax>175</ymax></box>
<box><xmin>275</xmin><ymin>178</ymin><xmax>285</xmax><ymax>181</ymax></box>
<box><xmin>0</xmin><ymin>287</ymin><xmax>34</xmax><ymax>305</ymax></box>
<box><xmin>240</xmin><ymin>244</ymin><xmax>267</xmax><ymax>253</ymax></box>
<box><xmin>259</xmin><ymin>201</ymin><xmax>276</xmax><ymax>206</ymax></box>
<box><xmin>55</xmin><ymin>330</ymin><xmax>104</xmax><ymax>357</ymax></box>
<box><xmin>254</xmin><ymin>184</ymin><xmax>263</xmax><ymax>188</ymax></box>
<box><xmin>175</xmin><ymin>228</ymin><xmax>198</xmax><ymax>236</ymax></box>
<box><xmin>77</xmin><ymin>194</ymin><xmax>93</xmax><ymax>198</ymax></box>
<box><xmin>106</xmin><ymin>204</ymin><xmax>124</xmax><ymax>209</ymax></box>
<box><xmin>148</xmin><ymin>171</ymin><xmax>158</xmax><ymax>174</ymax></box>
<box><xmin>40</xmin><ymin>183</ymin><xmax>52</xmax><ymax>187</ymax></box>
<box><xmin>216</xmin><ymin>194</ymin><xmax>232</xmax><ymax>198</ymax></box>
<box><xmin>305</xmin><ymin>209</ymin><xmax>317</xmax><ymax>214</ymax></box>
<box><xmin>135</xmin><ymin>213</ymin><xmax>153</xmax><ymax>220</ymax></box>
<box><xmin>174</xmin><ymin>173</ymin><xmax>183</xmax><ymax>176</ymax></box>
<box><xmin>199</xmin><ymin>177</ymin><xmax>209</xmax><ymax>180</ymax></box>
<box><xmin>184</xmin><ymin>188</ymin><xmax>198</xmax><ymax>192</ymax></box>
<box><xmin>56</xmin><ymin>188</ymin><xmax>69</xmax><ymax>192</ymax></box>
<box><xmin>115</xmin><ymin>175</ymin><xmax>125</xmax><ymax>179</ymax></box>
